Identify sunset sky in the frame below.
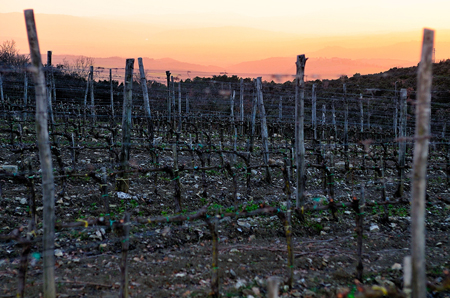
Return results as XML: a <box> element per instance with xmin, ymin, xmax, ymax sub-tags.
<box><xmin>1</xmin><ymin>0</ymin><xmax>449</xmax><ymax>80</ymax></box>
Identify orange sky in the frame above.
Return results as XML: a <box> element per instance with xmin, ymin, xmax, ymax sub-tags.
<box><xmin>1</xmin><ymin>1</ymin><xmax>450</xmax><ymax>79</ymax></box>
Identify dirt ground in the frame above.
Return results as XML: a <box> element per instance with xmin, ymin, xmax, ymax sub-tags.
<box><xmin>1</xmin><ymin>141</ymin><xmax>450</xmax><ymax>298</ymax></box>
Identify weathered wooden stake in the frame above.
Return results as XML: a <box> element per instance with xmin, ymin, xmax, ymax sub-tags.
<box><xmin>178</xmin><ymin>82</ymin><xmax>182</xmax><ymax>132</ymax></box>
<box><xmin>171</xmin><ymin>76</ymin><xmax>175</xmax><ymax>113</ymax></box>
<box><xmin>411</xmin><ymin>28</ymin><xmax>434</xmax><ymax>298</ymax></box>
<box><xmin>89</xmin><ymin>65</ymin><xmax>95</xmax><ymax>123</ymax></box>
<box><xmin>51</xmin><ymin>65</ymin><xmax>56</xmax><ymax>115</ymax></box>
<box><xmin>240</xmin><ymin>78</ymin><xmax>244</xmax><ymax>134</ymax></box>
<box><xmin>83</xmin><ymin>66</ymin><xmax>89</xmax><ymax>124</ymax></box>
<box><xmin>46</xmin><ymin>51</ymin><xmax>54</xmax><ymax>124</ymax></box>
<box><xmin>394</xmin><ymin>87</ymin><xmax>399</xmax><ymax>141</ymax></box>
<box><xmin>295</xmin><ymin>55</ymin><xmax>307</xmax><ymax>209</ymax></box>
<box><xmin>256</xmin><ymin>77</ymin><xmax>271</xmax><ymax>183</ymax></box>
<box><xmin>138</xmin><ymin>58</ymin><xmax>154</xmax><ymax>143</ymax></box>
<box><xmin>321</xmin><ymin>104</ymin><xmax>326</xmax><ymax>139</ymax></box>
<box><xmin>24</xmin><ymin>9</ymin><xmax>56</xmax><ymax>298</ymax></box>
<box><xmin>278</xmin><ymin>96</ymin><xmax>283</xmax><ymax>121</ymax></box>
<box><xmin>403</xmin><ymin>256</ymin><xmax>412</xmax><ymax>298</ymax></box>
<box><xmin>23</xmin><ymin>71</ymin><xmax>28</xmax><ymax>120</ymax></box>
<box><xmin>267</xmin><ymin>277</ymin><xmax>280</xmax><ymax>298</ymax></box>
<box><xmin>110</xmin><ymin>69</ymin><xmax>114</xmax><ymax>119</ymax></box>
<box><xmin>331</xmin><ymin>99</ymin><xmax>337</xmax><ymax>141</ymax></box>
<box><xmin>116</xmin><ymin>59</ymin><xmax>134</xmax><ymax>192</ymax></box>
<box><xmin>166</xmin><ymin>71</ymin><xmax>171</xmax><ymax>121</ymax></box>
<box><xmin>231</xmin><ymin>90</ymin><xmax>237</xmax><ymax>163</ymax></box>
<box><xmin>312</xmin><ymin>84</ymin><xmax>317</xmax><ymax>139</ymax></box>
<box><xmin>359</xmin><ymin>94</ymin><xmax>364</xmax><ymax>132</ymax></box>
<box><xmin>396</xmin><ymin>89</ymin><xmax>408</xmax><ymax>197</ymax></box>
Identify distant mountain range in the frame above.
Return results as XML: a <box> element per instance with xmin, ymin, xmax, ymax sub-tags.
<box><xmin>52</xmin><ymin>55</ymin><xmax>417</xmax><ymax>83</ymax></box>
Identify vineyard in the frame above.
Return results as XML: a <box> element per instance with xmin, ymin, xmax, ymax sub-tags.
<box><xmin>0</xmin><ymin>17</ymin><xmax>449</xmax><ymax>298</ymax></box>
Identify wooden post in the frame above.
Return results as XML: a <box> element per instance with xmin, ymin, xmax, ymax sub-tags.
<box><xmin>394</xmin><ymin>86</ymin><xmax>399</xmax><ymax>141</ymax></box>
<box><xmin>138</xmin><ymin>58</ymin><xmax>154</xmax><ymax>143</ymax></box>
<box><xmin>47</xmin><ymin>51</ymin><xmax>52</xmax><ymax>66</ymax></box>
<box><xmin>230</xmin><ymin>88</ymin><xmax>235</xmax><ymax>120</ymax></box>
<box><xmin>240</xmin><ymin>78</ymin><xmax>244</xmax><ymax>134</ymax></box>
<box><xmin>331</xmin><ymin>99</ymin><xmax>337</xmax><ymax>141</ymax></box>
<box><xmin>295</xmin><ymin>55</ymin><xmax>307</xmax><ymax>208</ymax></box>
<box><xmin>231</xmin><ymin>90</ymin><xmax>237</xmax><ymax>164</ymax></box>
<box><xmin>110</xmin><ymin>69</ymin><xmax>114</xmax><ymax>119</ymax></box>
<box><xmin>367</xmin><ymin>93</ymin><xmax>372</xmax><ymax>129</ymax></box>
<box><xmin>396</xmin><ymin>89</ymin><xmax>407</xmax><ymax>197</ymax></box>
<box><xmin>89</xmin><ymin>66</ymin><xmax>95</xmax><ymax>123</ymax></box>
<box><xmin>312</xmin><ymin>84</ymin><xmax>317</xmax><ymax>139</ymax></box>
<box><xmin>404</xmin><ymin>256</ymin><xmax>412</xmax><ymax>298</ymax></box>
<box><xmin>248</xmin><ymin>84</ymin><xmax>257</xmax><ymax>152</ymax></box>
<box><xmin>46</xmin><ymin>51</ymin><xmax>54</xmax><ymax>124</ymax></box>
<box><xmin>166</xmin><ymin>71</ymin><xmax>171</xmax><ymax>121</ymax></box>
<box><xmin>278</xmin><ymin>96</ymin><xmax>282</xmax><ymax>121</ymax></box>
<box><xmin>267</xmin><ymin>277</ymin><xmax>280</xmax><ymax>298</ymax></box>
<box><xmin>83</xmin><ymin>67</ymin><xmax>90</xmax><ymax>124</ymax></box>
<box><xmin>321</xmin><ymin>104</ymin><xmax>326</xmax><ymax>139</ymax></box>
<box><xmin>117</xmin><ymin>59</ymin><xmax>134</xmax><ymax>192</ymax></box>
<box><xmin>178</xmin><ymin>81</ymin><xmax>182</xmax><ymax>132</ymax></box>
<box><xmin>171</xmin><ymin>76</ymin><xmax>175</xmax><ymax>115</ymax></box>
<box><xmin>24</xmin><ymin>9</ymin><xmax>56</xmax><ymax>298</ymax></box>
<box><xmin>23</xmin><ymin>72</ymin><xmax>28</xmax><ymax>106</ymax></box>
<box><xmin>359</xmin><ymin>94</ymin><xmax>364</xmax><ymax>132</ymax></box>
<box><xmin>23</xmin><ymin>71</ymin><xmax>28</xmax><ymax>120</ymax></box>
<box><xmin>411</xmin><ymin>28</ymin><xmax>434</xmax><ymax>298</ymax></box>
<box><xmin>51</xmin><ymin>65</ymin><xmax>56</xmax><ymax>115</ymax></box>
<box><xmin>256</xmin><ymin>77</ymin><xmax>271</xmax><ymax>183</ymax></box>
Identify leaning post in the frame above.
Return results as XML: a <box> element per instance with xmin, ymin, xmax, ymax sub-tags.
<box><xmin>24</xmin><ymin>9</ymin><xmax>56</xmax><ymax>298</ymax></box>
